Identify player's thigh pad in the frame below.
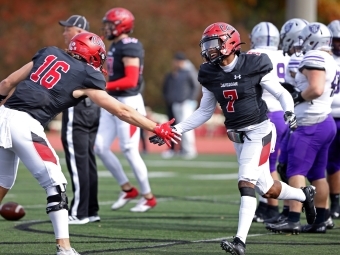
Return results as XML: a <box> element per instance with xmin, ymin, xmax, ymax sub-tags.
<box><xmin>0</xmin><ymin>148</ymin><xmax>19</xmax><ymax>189</ymax></box>
<box><xmin>9</xmin><ymin>111</ymin><xmax>67</xmax><ymax>189</ymax></box>
<box><xmin>235</xmin><ymin>121</ymin><xmax>275</xmax><ymax>188</ymax></box>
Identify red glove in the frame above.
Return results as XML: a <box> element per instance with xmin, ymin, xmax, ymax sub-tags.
<box><xmin>153</xmin><ymin>118</ymin><xmax>181</xmax><ymax>148</ymax></box>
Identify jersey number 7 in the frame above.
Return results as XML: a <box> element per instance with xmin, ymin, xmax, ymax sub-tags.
<box><xmin>223</xmin><ymin>89</ymin><xmax>238</xmax><ymax>112</ymax></box>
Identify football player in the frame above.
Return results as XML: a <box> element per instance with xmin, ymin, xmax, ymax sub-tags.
<box><xmin>150</xmin><ymin>22</ymin><xmax>316</xmax><ymax>255</ymax></box>
<box><xmin>0</xmin><ymin>32</ymin><xmax>179</xmax><ymax>255</ymax></box>
<box><xmin>94</xmin><ymin>7</ymin><xmax>157</xmax><ymax>213</ymax></box>
<box><xmin>326</xmin><ymin>20</ymin><xmax>340</xmax><ymax>219</ymax></box>
<box><xmin>266</xmin><ymin>22</ymin><xmax>337</xmax><ymax>234</ymax></box>
<box><xmin>264</xmin><ymin>18</ymin><xmax>310</xmax><ymax>225</ymax></box>
<box><xmin>248</xmin><ymin>21</ymin><xmax>290</xmax><ymax>223</ymax></box>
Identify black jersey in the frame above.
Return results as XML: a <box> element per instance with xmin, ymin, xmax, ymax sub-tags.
<box><xmin>106</xmin><ymin>37</ymin><xmax>144</xmax><ymax>97</ymax></box>
<box><xmin>5</xmin><ymin>46</ymin><xmax>106</xmax><ymax>128</ymax></box>
<box><xmin>198</xmin><ymin>53</ymin><xmax>272</xmax><ymax>130</ymax></box>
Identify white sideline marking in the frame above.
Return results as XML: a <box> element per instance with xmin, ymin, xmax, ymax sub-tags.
<box><xmin>58</xmin><ymin>158</ymin><xmax>238</xmax><ymax>169</ymax></box>
<box><xmin>97</xmin><ymin>171</ymin><xmax>177</xmax><ymax>178</ymax></box>
<box><xmin>190</xmin><ymin>173</ymin><xmax>238</xmax><ymax>180</ymax></box>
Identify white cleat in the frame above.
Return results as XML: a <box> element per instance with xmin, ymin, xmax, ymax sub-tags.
<box><xmin>89</xmin><ymin>215</ymin><xmax>101</xmax><ymax>222</ymax></box>
<box><xmin>130</xmin><ymin>197</ymin><xmax>157</xmax><ymax>212</ymax></box>
<box><xmin>56</xmin><ymin>244</ymin><xmax>81</xmax><ymax>255</ymax></box>
<box><xmin>68</xmin><ymin>216</ymin><xmax>89</xmax><ymax>225</ymax></box>
<box><xmin>111</xmin><ymin>187</ymin><xmax>139</xmax><ymax>210</ymax></box>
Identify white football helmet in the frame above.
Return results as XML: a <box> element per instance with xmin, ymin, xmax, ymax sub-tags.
<box><xmin>280</xmin><ymin>18</ymin><xmax>309</xmax><ymax>55</ymax></box>
<box><xmin>298</xmin><ymin>22</ymin><xmax>332</xmax><ymax>52</ymax></box>
<box><xmin>250</xmin><ymin>22</ymin><xmax>280</xmax><ymax>50</ymax></box>
<box><xmin>328</xmin><ymin>20</ymin><xmax>340</xmax><ymax>56</ymax></box>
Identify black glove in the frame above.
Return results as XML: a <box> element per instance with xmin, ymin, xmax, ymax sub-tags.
<box><xmin>149</xmin><ymin>134</ymin><xmax>166</xmax><ymax>146</ymax></box>
<box><xmin>284</xmin><ymin>111</ymin><xmax>297</xmax><ymax>131</ymax></box>
<box><xmin>291</xmin><ymin>90</ymin><xmax>305</xmax><ymax>107</ymax></box>
<box><xmin>277</xmin><ymin>162</ymin><xmax>288</xmax><ymax>184</ymax></box>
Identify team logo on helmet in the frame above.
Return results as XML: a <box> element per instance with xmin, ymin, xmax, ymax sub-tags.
<box><xmin>91</xmin><ymin>36</ymin><xmax>106</xmax><ymax>50</ymax></box>
<box><xmin>309</xmin><ymin>24</ymin><xmax>320</xmax><ymax>34</ymax></box>
<box><xmin>284</xmin><ymin>22</ymin><xmax>293</xmax><ymax>33</ymax></box>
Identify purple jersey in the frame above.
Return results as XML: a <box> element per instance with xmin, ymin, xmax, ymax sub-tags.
<box><xmin>5</xmin><ymin>46</ymin><xmax>105</xmax><ymax>127</ymax></box>
<box><xmin>106</xmin><ymin>37</ymin><xmax>144</xmax><ymax>97</ymax></box>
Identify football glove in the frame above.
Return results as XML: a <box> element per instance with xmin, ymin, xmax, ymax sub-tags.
<box><xmin>277</xmin><ymin>162</ymin><xmax>288</xmax><ymax>184</ymax></box>
<box><xmin>291</xmin><ymin>90</ymin><xmax>305</xmax><ymax>107</ymax></box>
<box><xmin>149</xmin><ymin>134</ymin><xmax>166</xmax><ymax>146</ymax></box>
<box><xmin>152</xmin><ymin>118</ymin><xmax>181</xmax><ymax>147</ymax></box>
<box><xmin>0</xmin><ymin>94</ymin><xmax>8</xmax><ymax>103</ymax></box>
<box><xmin>284</xmin><ymin>111</ymin><xmax>297</xmax><ymax>131</ymax></box>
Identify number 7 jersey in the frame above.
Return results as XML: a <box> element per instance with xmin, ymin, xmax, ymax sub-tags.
<box><xmin>5</xmin><ymin>46</ymin><xmax>106</xmax><ymax>128</ymax></box>
<box><xmin>198</xmin><ymin>53</ymin><xmax>273</xmax><ymax>130</ymax></box>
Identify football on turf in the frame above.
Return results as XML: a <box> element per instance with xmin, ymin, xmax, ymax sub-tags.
<box><xmin>0</xmin><ymin>202</ymin><xmax>25</xmax><ymax>221</ymax></box>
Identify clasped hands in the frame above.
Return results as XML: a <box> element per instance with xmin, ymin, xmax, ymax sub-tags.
<box><xmin>150</xmin><ymin>118</ymin><xmax>181</xmax><ymax>147</ymax></box>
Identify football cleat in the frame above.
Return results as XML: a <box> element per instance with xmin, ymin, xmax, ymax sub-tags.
<box><xmin>111</xmin><ymin>187</ymin><xmax>139</xmax><ymax>210</ymax></box>
<box><xmin>264</xmin><ymin>212</ymin><xmax>288</xmax><ymax>224</ymax></box>
<box><xmin>220</xmin><ymin>237</ymin><xmax>246</xmax><ymax>255</ymax></box>
<box><xmin>301</xmin><ymin>186</ymin><xmax>316</xmax><ymax>224</ymax></box>
<box><xmin>130</xmin><ymin>196</ymin><xmax>157</xmax><ymax>212</ymax></box>
<box><xmin>325</xmin><ymin>216</ymin><xmax>335</xmax><ymax>229</ymax></box>
<box><xmin>330</xmin><ymin>205</ymin><xmax>340</xmax><ymax>219</ymax></box>
<box><xmin>301</xmin><ymin>222</ymin><xmax>327</xmax><ymax>233</ymax></box>
<box><xmin>68</xmin><ymin>216</ymin><xmax>89</xmax><ymax>225</ymax></box>
<box><xmin>252</xmin><ymin>202</ymin><xmax>268</xmax><ymax>223</ymax></box>
<box><xmin>88</xmin><ymin>215</ymin><xmax>101</xmax><ymax>223</ymax></box>
<box><xmin>266</xmin><ymin>220</ymin><xmax>301</xmax><ymax>234</ymax></box>
<box><xmin>56</xmin><ymin>245</ymin><xmax>80</xmax><ymax>255</ymax></box>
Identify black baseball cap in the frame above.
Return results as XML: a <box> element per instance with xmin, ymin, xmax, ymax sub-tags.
<box><xmin>59</xmin><ymin>15</ymin><xmax>89</xmax><ymax>31</ymax></box>
<box><xmin>174</xmin><ymin>52</ymin><xmax>187</xmax><ymax>60</ymax></box>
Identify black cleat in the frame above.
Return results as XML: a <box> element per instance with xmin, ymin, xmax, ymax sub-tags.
<box><xmin>220</xmin><ymin>237</ymin><xmax>246</xmax><ymax>255</ymax></box>
<box><xmin>264</xmin><ymin>212</ymin><xmax>288</xmax><ymax>224</ymax></box>
<box><xmin>325</xmin><ymin>216</ymin><xmax>335</xmax><ymax>229</ymax></box>
<box><xmin>301</xmin><ymin>222</ymin><xmax>327</xmax><ymax>233</ymax></box>
<box><xmin>330</xmin><ymin>205</ymin><xmax>340</xmax><ymax>219</ymax></box>
<box><xmin>301</xmin><ymin>186</ymin><xmax>316</xmax><ymax>224</ymax></box>
<box><xmin>266</xmin><ymin>220</ymin><xmax>301</xmax><ymax>234</ymax></box>
<box><xmin>253</xmin><ymin>212</ymin><xmax>266</xmax><ymax>223</ymax></box>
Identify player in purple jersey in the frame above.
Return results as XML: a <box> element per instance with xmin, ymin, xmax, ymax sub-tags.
<box><xmin>94</xmin><ymin>7</ymin><xmax>157</xmax><ymax>213</ymax></box>
<box><xmin>0</xmin><ymin>32</ymin><xmax>180</xmax><ymax>255</ymax></box>
<box><xmin>248</xmin><ymin>21</ymin><xmax>290</xmax><ymax>223</ymax></box>
<box><xmin>326</xmin><ymin>20</ymin><xmax>340</xmax><ymax>219</ymax></box>
<box><xmin>266</xmin><ymin>22</ymin><xmax>336</xmax><ymax>234</ymax></box>
<box><xmin>150</xmin><ymin>22</ymin><xmax>316</xmax><ymax>255</ymax></box>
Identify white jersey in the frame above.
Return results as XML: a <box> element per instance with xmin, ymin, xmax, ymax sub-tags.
<box><xmin>285</xmin><ymin>53</ymin><xmax>304</xmax><ymax>85</ymax></box>
<box><xmin>295</xmin><ymin>50</ymin><xmax>338</xmax><ymax>124</ymax></box>
<box><xmin>331</xmin><ymin>55</ymin><xmax>340</xmax><ymax>118</ymax></box>
<box><xmin>247</xmin><ymin>49</ymin><xmax>290</xmax><ymax>112</ymax></box>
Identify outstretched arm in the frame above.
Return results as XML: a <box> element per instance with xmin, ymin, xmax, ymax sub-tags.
<box><xmin>77</xmin><ymin>88</ymin><xmax>181</xmax><ymax>147</ymax></box>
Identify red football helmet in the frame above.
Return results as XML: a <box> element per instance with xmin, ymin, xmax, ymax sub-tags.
<box><xmin>102</xmin><ymin>7</ymin><xmax>134</xmax><ymax>40</ymax></box>
<box><xmin>68</xmin><ymin>32</ymin><xmax>106</xmax><ymax>71</ymax></box>
<box><xmin>199</xmin><ymin>22</ymin><xmax>243</xmax><ymax>64</ymax></box>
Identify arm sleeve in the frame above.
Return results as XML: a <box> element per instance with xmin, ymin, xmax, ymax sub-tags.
<box><xmin>174</xmin><ymin>86</ymin><xmax>217</xmax><ymax>133</ymax></box>
<box><xmin>260</xmin><ymin>72</ymin><xmax>294</xmax><ymax>113</ymax></box>
<box><xmin>106</xmin><ymin>66</ymin><xmax>139</xmax><ymax>91</ymax></box>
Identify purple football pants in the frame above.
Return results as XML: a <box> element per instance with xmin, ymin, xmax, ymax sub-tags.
<box><xmin>327</xmin><ymin>118</ymin><xmax>340</xmax><ymax>175</ymax></box>
<box><xmin>286</xmin><ymin>114</ymin><xmax>336</xmax><ymax>182</ymax></box>
<box><xmin>267</xmin><ymin>111</ymin><xmax>288</xmax><ymax>172</ymax></box>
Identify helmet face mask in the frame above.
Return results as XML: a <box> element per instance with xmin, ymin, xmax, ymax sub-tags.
<box><xmin>298</xmin><ymin>22</ymin><xmax>332</xmax><ymax>53</ymax></box>
<box><xmin>250</xmin><ymin>22</ymin><xmax>280</xmax><ymax>50</ymax></box>
<box><xmin>68</xmin><ymin>32</ymin><xmax>106</xmax><ymax>71</ymax></box>
<box><xmin>102</xmin><ymin>7</ymin><xmax>134</xmax><ymax>40</ymax></box>
<box><xmin>280</xmin><ymin>18</ymin><xmax>309</xmax><ymax>56</ymax></box>
<box><xmin>199</xmin><ymin>22</ymin><xmax>243</xmax><ymax>64</ymax></box>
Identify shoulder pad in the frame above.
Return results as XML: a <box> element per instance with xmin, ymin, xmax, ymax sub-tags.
<box><xmin>120</xmin><ymin>38</ymin><xmax>143</xmax><ymax>58</ymax></box>
<box><xmin>84</xmin><ymin>65</ymin><xmax>106</xmax><ymax>90</ymax></box>
<box><xmin>198</xmin><ymin>62</ymin><xmax>222</xmax><ymax>85</ymax></box>
<box><xmin>299</xmin><ymin>50</ymin><xmax>326</xmax><ymax>71</ymax></box>
<box><xmin>240</xmin><ymin>53</ymin><xmax>273</xmax><ymax>75</ymax></box>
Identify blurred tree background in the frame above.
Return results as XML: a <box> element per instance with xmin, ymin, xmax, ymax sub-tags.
<box><xmin>0</xmin><ymin>0</ymin><xmax>339</xmax><ymax>113</ymax></box>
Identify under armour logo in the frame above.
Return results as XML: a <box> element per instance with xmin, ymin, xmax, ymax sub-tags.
<box><xmin>234</xmin><ymin>74</ymin><xmax>241</xmax><ymax>79</ymax></box>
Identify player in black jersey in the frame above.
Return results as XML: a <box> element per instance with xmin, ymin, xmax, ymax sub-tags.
<box><xmin>0</xmin><ymin>32</ymin><xmax>179</xmax><ymax>255</ymax></box>
<box><xmin>150</xmin><ymin>22</ymin><xmax>316</xmax><ymax>255</ymax></box>
<box><xmin>94</xmin><ymin>7</ymin><xmax>156</xmax><ymax>212</ymax></box>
